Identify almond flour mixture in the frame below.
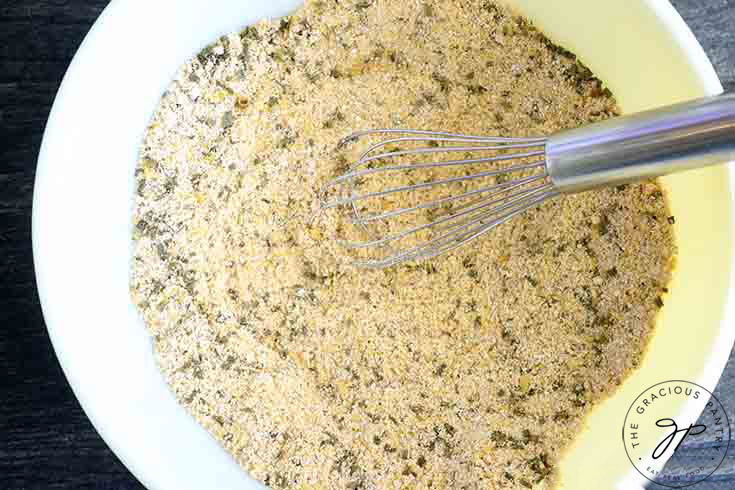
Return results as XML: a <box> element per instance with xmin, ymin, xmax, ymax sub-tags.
<box><xmin>130</xmin><ymin>1</ymin><xmax>675</xmax><ymax>489</ymax></box>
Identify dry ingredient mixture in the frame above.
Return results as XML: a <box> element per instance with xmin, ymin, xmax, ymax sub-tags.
<box><xmin>130</xmin><ymin>1</ymin><xmax>676</xmax><ymax>488</ymax></box>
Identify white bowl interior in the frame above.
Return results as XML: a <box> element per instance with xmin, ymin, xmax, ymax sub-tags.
<box><xmin>33</xmin><ymin>1</ymin><xmax>734</xmax><ymax>489</ymax></box>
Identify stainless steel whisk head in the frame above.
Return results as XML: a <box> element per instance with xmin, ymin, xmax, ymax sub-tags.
<box><xmin>320</xmin><ymin>94</ymin><xmax>735</xmax><ymax>268</ymax></box>
<box><xmin>321</xmin><ymin>129</ymin><xmax>558</xmax><ymax>269</ymax></box>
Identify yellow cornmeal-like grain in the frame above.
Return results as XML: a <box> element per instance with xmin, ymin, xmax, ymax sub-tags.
<box><xmin>130</xmin><ymin>1</ymin><xmax>676</xmax><ymax>489</ymax></box>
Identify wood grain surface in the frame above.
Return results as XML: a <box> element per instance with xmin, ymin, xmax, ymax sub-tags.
<box><xmin>1</xmin><ymin>1</ymin><xmax>733</xmax><ymax>488</ymax></box>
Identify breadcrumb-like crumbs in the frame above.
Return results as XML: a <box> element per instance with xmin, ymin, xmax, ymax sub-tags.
<box><xmin>130</xmin><ymin>1</ymin><xmax>675</xmax><ymax>489</ymax></box>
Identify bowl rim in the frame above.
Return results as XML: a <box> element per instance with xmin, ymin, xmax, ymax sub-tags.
<box><xmin>32</xmin><ymin>1</ymin><xmax>730</xmax><ymax>488</ymax></box>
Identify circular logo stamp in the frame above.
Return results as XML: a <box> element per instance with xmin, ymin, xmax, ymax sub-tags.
<box><xmin>622</xmin><ymin>380</ymin><xmax>730</xmax><ymax>488</ymax></box>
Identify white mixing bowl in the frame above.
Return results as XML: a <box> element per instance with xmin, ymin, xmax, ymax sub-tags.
<box><xmin>33</xmin><ymin>1</ymin><xmax>735</xmax><ymax>488</ymax></box>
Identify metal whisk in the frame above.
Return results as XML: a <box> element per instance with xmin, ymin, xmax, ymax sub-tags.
<box><xmin>321</xmin><ymin>93</ymin><xmax>735</xmax><ymax>268</ymax></box>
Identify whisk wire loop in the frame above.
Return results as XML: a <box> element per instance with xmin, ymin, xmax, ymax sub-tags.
<box><xmin>359</xmin><ymin>186</ymin><xmax>558</xmax><ymax>269</ymax></box>
<box><xmin>322</xmin><ymin>129</ymin><xmax>556</xmax><ymax>268</ymax></box>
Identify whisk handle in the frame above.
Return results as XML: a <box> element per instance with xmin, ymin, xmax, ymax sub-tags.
<box><xmin>546</xmin><ymin>93</ymin><xmax>735</xmax><ymax>194</ymax></box>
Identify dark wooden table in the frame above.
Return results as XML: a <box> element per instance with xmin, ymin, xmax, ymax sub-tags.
<box><xmin>2</xmin><ymin>1</ymin><xmax>734</xmax><ymax>488</ymax></box>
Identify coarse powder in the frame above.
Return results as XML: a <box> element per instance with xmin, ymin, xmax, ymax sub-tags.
<box><xmin>130</xmin><ymin>1</ymin><xmax>676</xmax><ymax>488</ymax></box>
